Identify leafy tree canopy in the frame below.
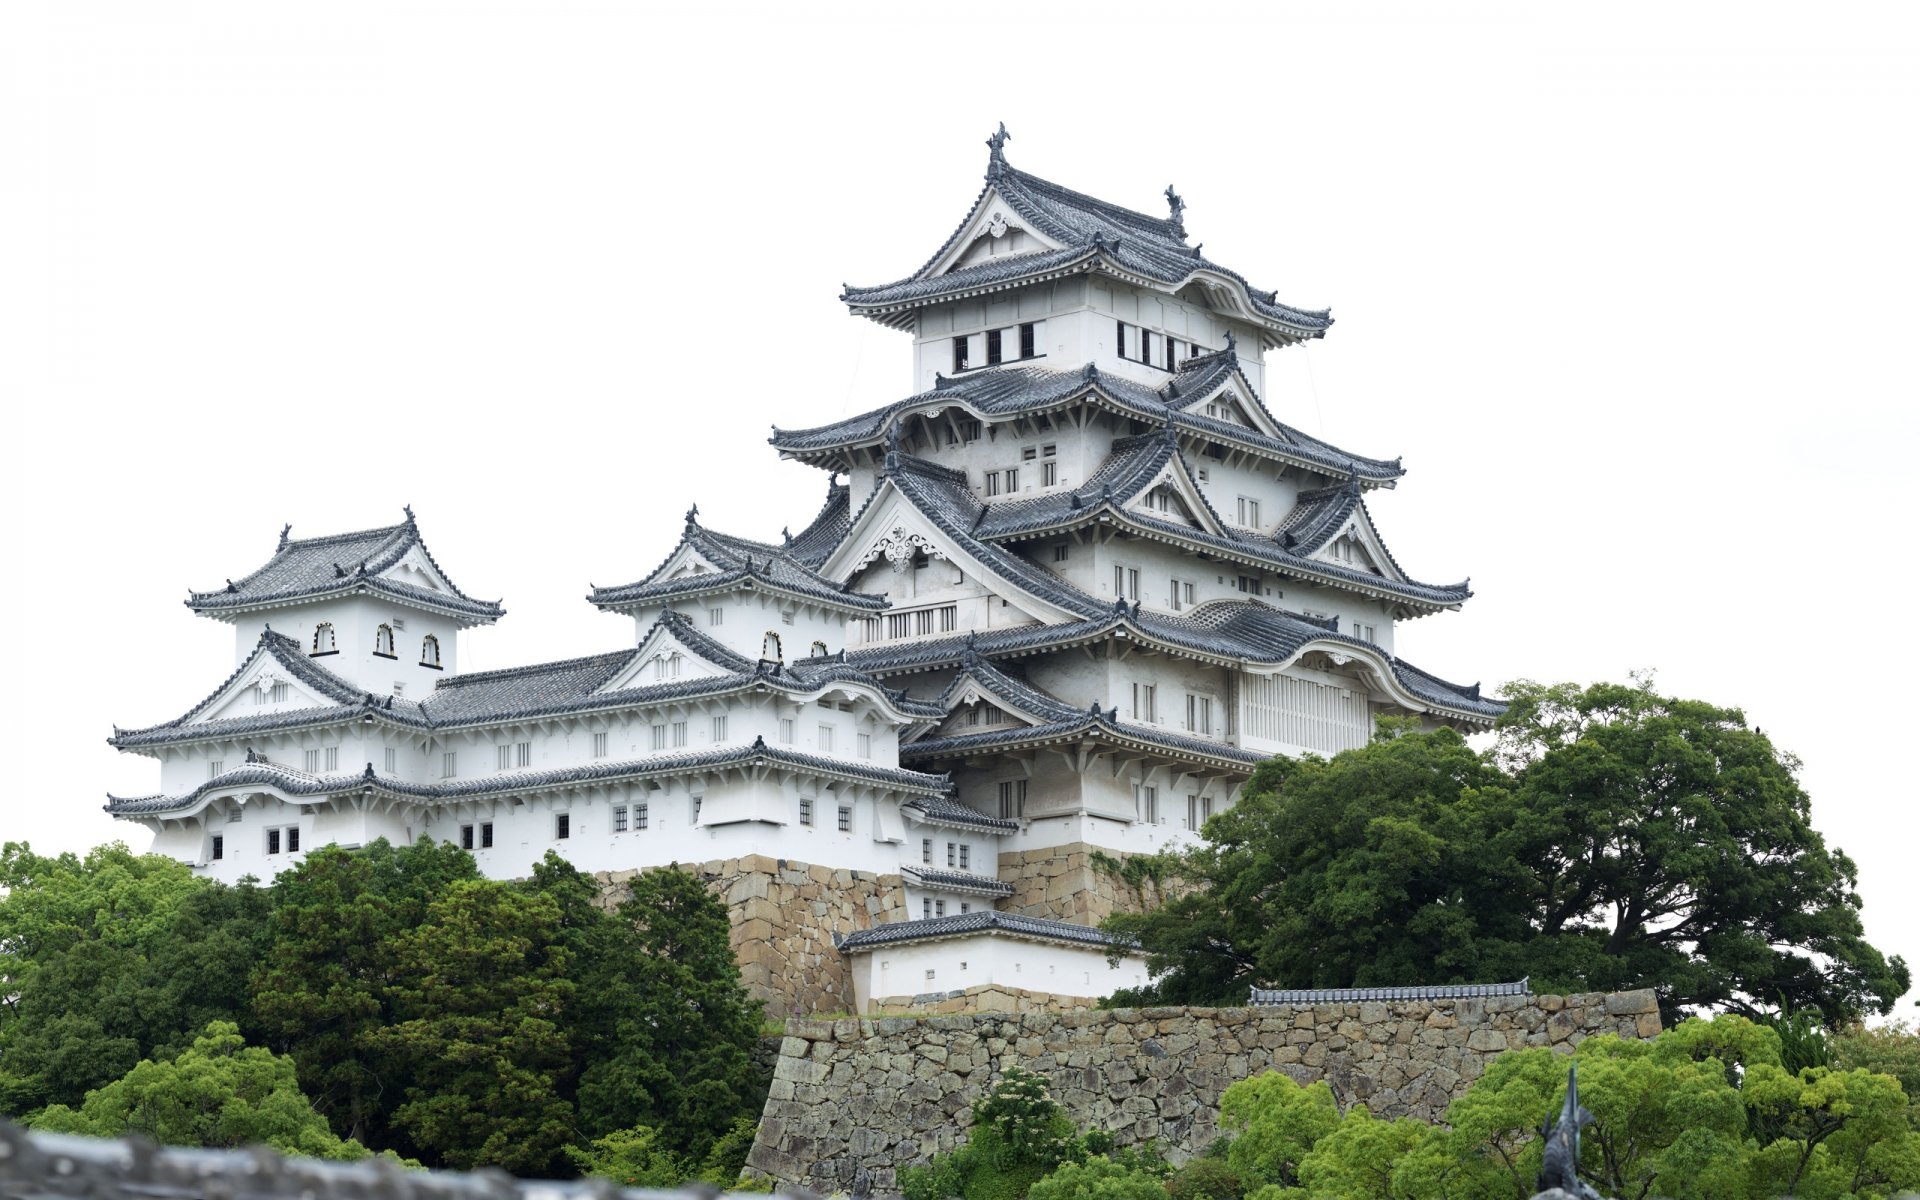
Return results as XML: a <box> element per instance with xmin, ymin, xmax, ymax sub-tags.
<box><xmin>0</xmin><ymin>842</ymin><xmax>269</xmax><ymax>1115</ymax></box>
<box><xmin>28</xmin><ymin>1020</ymin><xmax>366</xmax><ymax>1161</ymax></box>
<box><xmin>1105</xmin><ymin>680</ymin><xmax>1909</xmax><ymax>1025</ymax></box>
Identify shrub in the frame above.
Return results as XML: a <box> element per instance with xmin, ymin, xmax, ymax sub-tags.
<box><xmin>1028</xmin><ymin>1156</ymin><xmax>1169</xmax><ymax>1200</ymax></box>
<box><xmin>1165</xmin><ymin>1154</ymin><xmax>1242</xmax><ymax>1200</ymax></box>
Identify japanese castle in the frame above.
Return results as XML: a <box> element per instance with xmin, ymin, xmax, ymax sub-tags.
<box><xmin>109</xmin><ymin>128</ymin><xmax>1501</xmax><ymax>1014</ymax></box>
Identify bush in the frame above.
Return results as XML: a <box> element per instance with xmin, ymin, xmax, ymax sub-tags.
<box><xmin>1028</xmin><ymin>1156</ymin><xmax>1169</xmax><ymax>1200</ymax></box>
<box><xmin>1165</xmin><ymin>1155</ymin><xmax>1242</xmax><ymax>1200</ymax></box>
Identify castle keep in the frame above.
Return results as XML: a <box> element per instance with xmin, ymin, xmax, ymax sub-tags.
<box><xmin>109</xmin><ymin>129</ymin><xmax>1499</xmax><ymax>1014</ymax></box>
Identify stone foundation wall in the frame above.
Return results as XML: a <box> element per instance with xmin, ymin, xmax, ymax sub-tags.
<box><xmin>871</xmin><ymin>984</ymin><xmax>1103</xmax><ymax>1016</ymax></box>
<box><xmin>595</xmin><ymin>855</ymin><xmax>908</xmax><ymax>1018</ymax></box>
<box><xmin>998</xmin><ymin>843</ymin><xmax>1170</xmax><ymax>922</ymax></box>
<box><xmin>747</xmin><ymin>989</ymin><xmax>1661</xmax><ymax>1195</ymax></box>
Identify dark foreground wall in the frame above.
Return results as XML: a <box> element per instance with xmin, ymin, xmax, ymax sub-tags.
<box><xmin>0</xmin><ymin>1122</ymin><xmax>802</xmax><ymax>1200</ymax></box>
<box><xmin>747</xmin><ymin>990</ymin><xmax>1661</xmax><ymax>1195</ymax></box>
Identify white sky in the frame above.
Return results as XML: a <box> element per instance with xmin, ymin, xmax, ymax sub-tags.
<box><xmin>3</xmin><ymin>2</ymin><xmax>1915</xmax><ymax>1010</ymax></box>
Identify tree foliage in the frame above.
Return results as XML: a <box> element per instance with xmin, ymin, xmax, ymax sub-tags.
<box><xmin>0</xmin><ymin>842</ymin><xmax>269</xmax><ymax>1115</ymax></box>
<box><xmin>1105</xmin><ymin>681</ymin><xmax>1909</xmax><ymax>1025</ymax></box>
<box><xmin>0</xmin><ymin>838</ymin><xmax>768</xmax><ymax>1179</ymax></box>
<box><xmin>29</xmin><ymin>1021</ymin><xmax>365</xmax><ymax>1160</ymax></box>
<box><xmin>1186</xmin><ymin>1016</ymin><xmax>1920</xmax><ymax>1200</ymax></box>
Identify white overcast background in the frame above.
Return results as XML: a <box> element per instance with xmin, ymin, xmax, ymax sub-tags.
<box><xmin>3</xmin><ymin>3</ymin><xmax>1915</xmax><ymax>1010</ymax></box>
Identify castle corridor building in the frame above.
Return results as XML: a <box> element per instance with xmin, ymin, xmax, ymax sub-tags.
<box><xmin>109</xmin><ymin>129</ymin><xmax>1501</xmax><ymax>1015</ymax></box>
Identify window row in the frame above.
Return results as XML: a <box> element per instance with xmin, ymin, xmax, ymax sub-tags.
<box><xmin>309</xmin><ymin>622</ymin><xmax>441</xmax><ymax>668</ymax></box>
<box><xmin>1124</xmin><ymin>685</ymin><xmax>1219</xmax><ymax>735</ymax></box>
<box><xmin>920</xmin><ymin>898</ymin><xmax>974</xmax><ymax>918</ymax></box>
<box><xmin>1115</xmin><ymin>321</ymin><xmax>1206</xmax><ymax>372</ymax></box>
<box><xmin>859</xmin><ymin>604</ymin><xmax>957</xmax><ymax>642</ymax></box>
<box><xmin>1135</xmin><ymin>786</ymin><xmax>1218</xmax><ymax>830</ymax></box>
<box><xmin>952</xmin><ymin>321</ymin><xmax>1040</xmax><ymax>373</ymax></box>
<box><xmin>919</xmin><ymin>837</ymin><xmax>975</xmax><ymax>869</ymax></box>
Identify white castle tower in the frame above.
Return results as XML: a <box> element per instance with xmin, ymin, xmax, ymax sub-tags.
<box><xmin>109</xmin><ymin>129</ymin><xmax>1498</xmax><ymax>1015</ymax></box>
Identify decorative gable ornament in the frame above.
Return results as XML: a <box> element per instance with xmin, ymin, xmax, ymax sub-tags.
<box><xmin>987</xmin><ymin>213</ymin><xmax>1009</xmax><ymax>238</ymax></box>
<box><xmin>858</xmin><ymin>526</ymin><xmax>945</xmax><ymax>574</ymax></box>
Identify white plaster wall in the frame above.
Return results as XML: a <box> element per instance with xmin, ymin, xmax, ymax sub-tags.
<box><xmin>231</xmin><ymin>597</ymin><xmax>462</xmax><ymax>697</ymax></box>
<box><xmin>851</xmin><ymin>932</ymin><xmax>1150</xmax><ymax>1012</ymax></box>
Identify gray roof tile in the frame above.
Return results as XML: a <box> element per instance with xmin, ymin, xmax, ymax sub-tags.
<box><xmin>1249</xmin><ymin>979</ymin><xmax>1530</xmax><ymax>1005</ymax></box>
<box><xmin>901</xmin><ymin>865</ymin><xmax>1015</xmax><ymax>896</ymax></box>
<box><xmin>107</xmin><ymin>738</ymin><xmax>952</xmax><ymax>818</ymax></box>
<box><xmin>772</xmin><ymin>356</ymin><xmax>1405</xmax><ymax>485</ymax></box>
<box><xmin>836</xmin><ymin>909</ymin><xmax>1131</xmax><ymax>952</ymax></box>
<box><xmin>842</xmin><ymin>159</ymin><xmax>1331</xmax><ymax>340</ymax></box>
<box><xmin>187</xmin><ymin>512</ymin><xmax>503</xmax><ymax>622</ymax></box>
<box><xmin>589</xmin><ymin>511</ymin><xmax>884</xmax><ymax>613</ymax></box>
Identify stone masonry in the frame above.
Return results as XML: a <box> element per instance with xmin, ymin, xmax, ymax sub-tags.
<box><xmin>746</xmin><ymin>989</ymin><xmax>1662</xmax><ymax>1195</ymax></box>
<box><xmin>998</xmin><ymin>843</ymin><xmax>1173</xmax><ymax>923</ymax></box>
<box><xmin>596</xmin><ymin>855</ymin><xmax>909</xmax><ymax>1017</ymax></box>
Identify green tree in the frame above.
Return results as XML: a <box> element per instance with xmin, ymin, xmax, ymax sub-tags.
<box><xmin>573</xmin><ymin>865</ymin><xmax>766</xmax><ymax>1164</ymax></box>
<box><xmin>1027</xmin><ymin>1156</ymin><xmax>1170</xmax><ymax>1200</ymax></box>
<box><xmin>247</xmin><ymin>838</ymin><xmax>478</xmax><ymax>1146</ymax></box>
<box><xmin>1219</xmin><ymin>1072</ymin><xmax>1342</xmax><ymax>1192</ymax></box>
<box><xmin>364</xmin><ymin>878</ymin><xmax>575</xmax><ymax>1174</ymax></box>
<box><xmin>901</xmin><ymin>1067</ymin><xmax>1086</xmax><ymax>1200</ymax></box>
<box><xmin>29</xmin><ymin>1020</ymin><xmax>365</xmax><ymax>1160</ymax></box>
<box><xmin>1105</xmin><ymin>724</ymin><xmax>1529</xmax><ymax>1006</ymax></box>
<box><xmin>1496</xmin><ymin>679</ymin><xmax>1908</xmax><ymax>1023</ymax></box>
<box><xmin>0</xmin><ymin>842</ymin><xmax>267</xmax><ymax>1116</ymax></box>
<box><xmin>564</xmin><ymin>1124</ymin><xmax>690</xmax><ymax>1188</ymax></box>
<box><xmin>1105</xmin><ymin>681</ymin><xmax>1910</xmax><ymax>1026</ymax></box>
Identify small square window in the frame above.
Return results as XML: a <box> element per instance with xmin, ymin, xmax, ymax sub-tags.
<box><xmin>266</xmin><ymin>828</ymin><xmax>281</xmax><ymax>855</ymax></box>
<box><xmin>800</xmin><ymin>798</ymin><xmax>815</xmax><ymax>826</ymax></box>
<box><xmin>480</xmin><ymin>822</ymin><xmax>494</xmax><ymax>848</ymax></box>
<box><xmin>461</xmin><ymin>824</ymin><xmax>474</xmax><ymax>850</ymax></box>
<box><xmin>613</xmin><ymin>805</ymin><xmax>628</xmax><ymax>833</ymax></box>
<box><xmin>635</xmin><ymin>803</ymin><xmax>649</xmax><ymax>831</ymax></box>
<box><xmin>837</xmin><ymin>805</ymin><xmax>852</xmax><ymax>833</ymax></box>
<box><xmin>555</xmin><ymin>813</ymin><xmax>571</xmax><ymax>840</ymax></box>
<box><xmin>1053</xmin><ymin>544</ymin><xmax>1068</xmax><ymax>563</ymax></box>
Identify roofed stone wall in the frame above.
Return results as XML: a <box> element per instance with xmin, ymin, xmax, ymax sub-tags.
<box><xmin>595</xmin><ymin>855</ymin><xmax>908</xmax><ymax>1018</ymax></box>
<box><xmin>746</xmin><ymin>989</ymin><xmax>1661</xmax><ymax>1196</ymax></box>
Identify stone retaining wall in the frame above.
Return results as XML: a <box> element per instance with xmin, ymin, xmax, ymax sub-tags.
<box><xmin>596</xmin><ymin>855</ymin><xmax>908</xmax><ymax>1017</ymax></box>
<box><xmin>998</xmin><ymin>843</ymin><xmax>1173</xmax><ymax>922</ymax></box>
<box><xmin>871</xmin><ymin>984</ymin><xmax>1102</xmax><ymax>1015</ymax></box>
<box><xmin>746</xmin><ymin>989</ymin><xmax>1661</xmax><ymax>1195</ymax></box>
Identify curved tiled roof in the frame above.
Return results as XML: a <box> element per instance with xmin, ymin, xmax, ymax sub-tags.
<box><xmin>900</xmin><ymin>794</ymin><xmax>1020</xmax><ymax>834</ymax></box>
<box><xmin>186</xmin><ymin>512</ymin><xmax>503</xmax><ymax>623</ymax></box>
<box><xmin>114</xmin><ymin>615</ymin><xmax>944</xmax><ymax>752</ymax></box>
<box><xmin>589</xmin><ymin>514</ymin><xmax>884</xmax><ymax>614</ymax></box>
<box><xmin>837</xmin><ymin>909</ymin><xmax>1132</xmax><ymax>952</ymax></box>
<box><xmin>1249</xmin><ymin>979</ymin><xmax>1529</xmax><ymax>1005</ymax></box>
<box><xmin>771</xmin><ymin>357</ymin><xmax>1405</xmax><ymax>486</ymax></box>
<box><xmin>901</xmin><ymin>865</ymin><xmax>1015</xmax><ymax>897</ymax></box>
<box><xmin>107</xmin><ymin>739</ymin><xmax>952</xmax><ymax>818</ymax></box>
<box><xmin>841</xmin><ymin>154</ymin><xmax>1331</xmax><ymax>343</ymax></box>
<box><xmin>841</xmin><ymin>599</ymin><xmax>1503</xmax><ymax>724</ymax></box>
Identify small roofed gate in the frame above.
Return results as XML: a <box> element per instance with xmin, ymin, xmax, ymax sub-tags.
<box><xmin>1238</xmin><ymin>671</ymin><xmax>1372</xmax><ymax>755</ymax></box>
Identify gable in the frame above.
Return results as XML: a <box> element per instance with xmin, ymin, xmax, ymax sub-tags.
<box><xmin>191</xmin><ymin>662</ymin><xmax>340</xmax><ymax>725</ymax></box>
<box><xmin>656</xmin><ymin>543</ymin><xmax>726</xmax><ymax>583</ymax></box>
<box><xmin>597</xmin><ymin>626</ymin><xmax>735</xmax><ymax>693</ymax></box>
<box><xmin>1315</xmin><ymin>508</ymin><xmax>1406</xmax><ymax>581</ymax></box>
<box><xmin>1133</xmin><ymin>482</ymin><xmax>1201</xmax><ymax>528</ymax></box>
<box><xmin>928</xmin><ymin>192</ymin><xmax>1067</xmax><ymax>278</ymax></box>
<box><xmin>934</xmin><ymin>693</ymin><xmax>1037</xmax><ymax>737</ymax></box>
<box><xmin>1183</xmin><ymin>375</ymin><xmax>1282</xmax><ymax>440</ymax></box>
<box><xmin>379</xmin><ymin>545</ymin><xmax>453</xmax><ymax>594</ymax></box>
